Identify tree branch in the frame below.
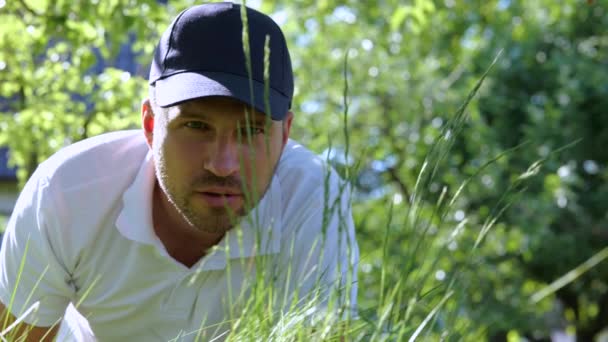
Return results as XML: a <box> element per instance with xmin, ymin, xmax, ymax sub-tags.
<box><xmin>80</xmin><ymin>111</ymin><xmax>97</xmax><ymax>141</ymax></box>
<box><xmin>17</xmin><ymin>0</ymin><xmax>42</xmax><ymax>16</ymax></box>
<box><xmin>385</xmin><ymin>166</ymin><xmax>411</xmax><ymax>203</ymax></box>
<box><xmin>377</xmin><ymin>93</ymin><xmax>413</xmax><ymax>204</ymax></box>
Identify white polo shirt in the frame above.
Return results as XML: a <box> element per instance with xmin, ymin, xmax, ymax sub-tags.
<box><xmin>0</xmin><ymin>130</ymin><xmax>358</xmax><ymax>341</ymax></box>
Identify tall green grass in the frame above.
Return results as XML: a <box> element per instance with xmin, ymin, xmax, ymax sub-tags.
<box><xmin>2</xmin><ymin>6</ymin><xmax>604</xmax><ymax>342</ymax></box>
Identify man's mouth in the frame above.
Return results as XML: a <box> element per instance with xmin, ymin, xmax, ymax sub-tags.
<box><xmin>195</xmin><ymin>188</ymin><xmax>244</xmax><ymax>208</ymax></box>
<box><xmin>200</xmin><ymin>192</ymin><xmax>240</xmax><ymax>197</ymax></box>
<box><xmin>198</xmin><ymin>187</ymin><xmax>242</xmax><ymax>196</ymax></box>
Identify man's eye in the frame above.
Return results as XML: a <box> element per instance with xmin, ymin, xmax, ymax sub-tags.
<box><xmin>184</xmin><ymin>121</ymin><xmax>208</xmax><ymax>130</ymax></box>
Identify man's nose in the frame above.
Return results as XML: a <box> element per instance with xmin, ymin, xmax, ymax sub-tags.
<box><xmin>204</xmin><ymin>138</ymin><xmax>241</xmax><ymax>177</ymax></box>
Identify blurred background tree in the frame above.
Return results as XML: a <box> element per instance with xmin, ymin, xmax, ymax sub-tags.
<box><xmin>0</xmin><ymin>0</ymin><xmax>606</xmax><ymax>340</ymax></box>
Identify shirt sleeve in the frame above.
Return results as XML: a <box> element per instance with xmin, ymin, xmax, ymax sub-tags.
<box><xmin>279</xmin><ymin>172</ymin><xmax>359</xmax><ymax>321</ymax></box>
<box><xmin>0</xmin><ymin>171</ymin><xmax>74</xmax><ymax>327</ymax></box>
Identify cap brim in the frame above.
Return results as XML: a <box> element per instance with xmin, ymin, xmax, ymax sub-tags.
<box><xmin>153</xmin><ymin>71</ymin><xmax>290</xmax><ymax>120</ymax></box>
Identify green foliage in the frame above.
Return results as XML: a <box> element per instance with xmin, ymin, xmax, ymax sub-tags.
<box><xmin>0</xmin><ymin>0</ymin><xmax>172</xmax><ymax>185</ymax></box>
<box><xmin>0</xmin><ymin>215</ymin><xmax>6</xmax><ymax>233</ymax></box>
<box><xmin>1</xmin><ymin>0</ymin><xmax>607</xmax><ymax>340</ymax></box>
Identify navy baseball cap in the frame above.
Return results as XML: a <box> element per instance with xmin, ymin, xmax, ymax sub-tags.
<box><xmin>149</xmin><ymin>2</ymin><xmax>294</xmax><ymax>120</ymax></box>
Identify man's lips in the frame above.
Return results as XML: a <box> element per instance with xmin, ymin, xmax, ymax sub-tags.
<box><xmin>197</xmin><ymin>187</ymin><xmax>243</xmax><ymax>196</ymax></box>
<box><xmin>194</xmin><ymin>188</ymin><xmax>244</xmax><ymax>208</ymax></box>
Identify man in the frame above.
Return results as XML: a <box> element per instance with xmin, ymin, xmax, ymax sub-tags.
<box><xmin>0</xmin><ymin>2</ymin><xmax>358</xmax><ymax>341</ymax></box>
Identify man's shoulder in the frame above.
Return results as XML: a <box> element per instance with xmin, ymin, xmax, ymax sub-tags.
<box><xmin>276</xmin><ymin>140</ymin><xmax>347</xmax><ymax>198</ymax></box>
<box><xmin>5</xmin><ymin>130</ymin><xmax>150</xmax><ymax>282</ymax></box>
<box><xmin>277</xmin><ymin>140</ymin><xmax>326</xmax><ymax>182</ymax></box>
<box><xmin>35</xmin><ymin>130</ymin><xmax>148</xmax><ymax>187</ymax></box>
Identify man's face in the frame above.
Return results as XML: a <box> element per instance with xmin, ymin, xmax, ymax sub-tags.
<box><xmin>143</xmin><ymin>96</ymin><xmax>293</xmax><ymax>235</ymax></box>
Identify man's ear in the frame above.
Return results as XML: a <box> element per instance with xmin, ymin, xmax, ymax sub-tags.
<box><xmin>142</xmin><ymin>99</ymin><xmax>154</xmax><ymax>148</ymax></box>
<box><xmin>282</xmin><ymin>111</ymin><xmax>294</xmax><ymax>148</ymax></box>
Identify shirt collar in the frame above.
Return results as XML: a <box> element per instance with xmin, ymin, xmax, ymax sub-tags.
<box><xmin>115</xmin><ymin>152</ymin><xmax>282</xmax><ymax>265</ymax></box>
<box><xmin>115</xmin><ymin>152</ymin><xmax>159</xmax><ymax>247</ymax></box>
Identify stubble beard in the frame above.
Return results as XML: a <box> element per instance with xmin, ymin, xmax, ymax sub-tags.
<box><xmin>153</xmin><ymin>155</ymin><xmax>244</xmax><ymax>235</ymax></box>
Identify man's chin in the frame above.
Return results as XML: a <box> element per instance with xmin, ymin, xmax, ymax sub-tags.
<box><xmin>184</xmin><ymin>210</ymin><xmax>243</xmax><ymax>235</ymax></box>
<box><xmin>181</xmin><ymin>193</ymin><xmax>260</xmax><ymax>234</ymax></box>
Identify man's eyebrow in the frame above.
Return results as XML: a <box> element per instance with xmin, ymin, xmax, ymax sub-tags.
<box><xmin>175</xmin><ymin>109</ymin><xmax>269</xmax><ymax>125</ymax></box>
<box><xmin>244</xmin><ymin>117</ymin><xmax>268</xmax><ymax>126</ymax></box>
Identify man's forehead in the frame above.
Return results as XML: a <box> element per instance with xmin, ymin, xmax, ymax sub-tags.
<box><xmin>172</xmin><ymin>97</ymin><xmax>269</xmax><ymax>121</ymax></box>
